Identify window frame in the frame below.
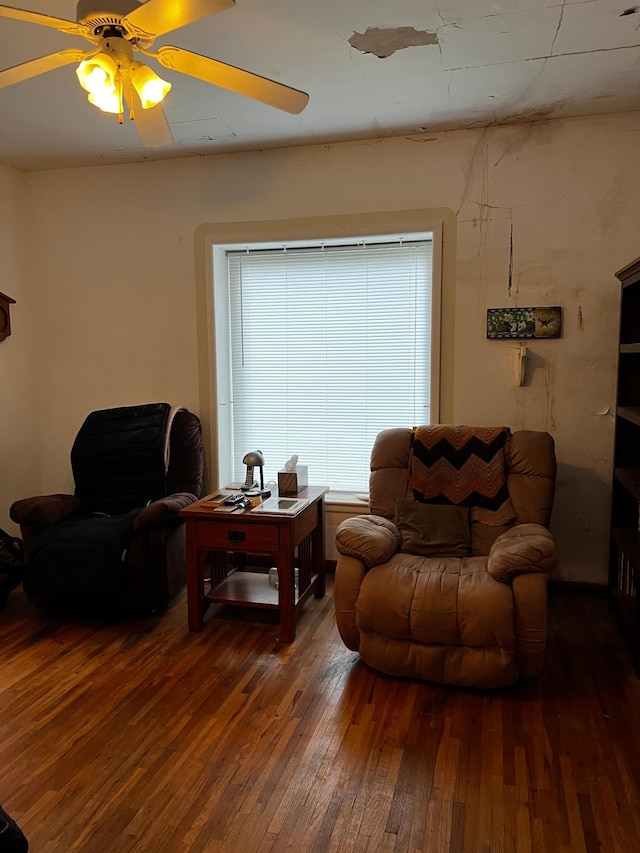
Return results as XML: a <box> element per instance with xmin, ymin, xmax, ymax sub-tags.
<box><xmin>194</xmin><ymin>211</ymin><xmax>447</xmax><ymax>493</ymax></box>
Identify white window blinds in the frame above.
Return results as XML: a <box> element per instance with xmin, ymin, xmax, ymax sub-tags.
<box><xmin>226</xmin><ymin>239</ymin><xmax>433</xmax><ymax>492</ymax></box>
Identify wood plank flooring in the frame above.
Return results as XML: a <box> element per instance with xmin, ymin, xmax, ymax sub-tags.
<box><xmin>0</xmin><ymin>579</ymin><xmax>639</xmax><ymax>852</ymax></box>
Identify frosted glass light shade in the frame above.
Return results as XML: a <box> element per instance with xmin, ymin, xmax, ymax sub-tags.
<box><xmin>131</xmin><ymin>63</ymin><xmax>171</xmax><ymax>109</ymax></box>
<box><xmin>76</xmin><ymin>54</ymin><xmax>120</xmax><ymax>114</ymax></box>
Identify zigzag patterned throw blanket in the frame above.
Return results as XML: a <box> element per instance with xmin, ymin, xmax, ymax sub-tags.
<box><xmin>407</xmin><ymin>425</ymin><xmax>516</xmax><ymax>526</ymax></box>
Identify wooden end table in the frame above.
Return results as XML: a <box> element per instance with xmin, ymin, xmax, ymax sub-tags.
<box><xmin>180</xmin><ymin>486</ymin><xmax>328</xmax><ymax>642</ymax></box>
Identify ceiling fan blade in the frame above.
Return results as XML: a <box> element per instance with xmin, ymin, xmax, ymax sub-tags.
<box><xmin>0</xmin><ymin>4</ymin><xmax>90</xmax><ymax>38</ymax></box>
<box><xmin>122</xmin><ymin>0</ymin><xmax>235</xmax><ymax>40</ymax></box>
<box><xmin>0</xmin><ymin>48</ymin><xmax>95</xmax><ymax>89</ymax></box>
<box><xmin>126</xmin><ymin>88</ymin><xmax>175</xmax><ymax>148</ymax></box>
<box><xmin>149</xmin><ymin>45</ymin><xmax>309</xmax><ymax>115</ymax></box>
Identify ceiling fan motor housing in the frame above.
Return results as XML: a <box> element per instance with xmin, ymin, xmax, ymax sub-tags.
<box><xmin>102</xmin><ymin>33</ymin><xmax>134</xmax><ymax>64</ymax></box>
<box><xmin>75</xmin><ymin>0</ymin><xmax>143</xmax><ymax>28</ymax></box>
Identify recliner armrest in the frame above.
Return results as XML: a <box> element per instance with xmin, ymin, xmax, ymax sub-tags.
<box><xmin>487</xmin><ymin>523</ymin><xmax>557</xmax><ymax>584</ymax></box>
<box><xmin>132</xmin><ymin>492</ymin><xmax>198</xmax><ymax>532</ymax></box>
<box><xmin>335</xmin><ymin>515</ymin><xmax>401</xmax><ymax>568</ymax></box>
<box><xmin>10</xmin><ymin>494</ymin><xmax>83</xmax><ymax>528</ymax></box>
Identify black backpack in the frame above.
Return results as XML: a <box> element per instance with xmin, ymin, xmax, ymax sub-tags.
<box><xmin>0</xmin><ymin>804</ymin><xmax>28</xmax><ymax>852</ymax></box>
<box><xmin>0</xmin><ymin>529</ymin><xmax>24</xmax><ymax>609</ymax></box>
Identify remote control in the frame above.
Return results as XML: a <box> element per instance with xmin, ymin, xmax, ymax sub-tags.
<box><xmin>222</xmin><ymin>494</ymin><xmax>246</xmax><ymax>506</ymax></box>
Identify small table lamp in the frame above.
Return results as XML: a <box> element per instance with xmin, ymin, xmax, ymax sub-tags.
<box><xmin>241</xmin><ymin>450</ymin><xmax>270</xmax><ymax>496</ymax></box>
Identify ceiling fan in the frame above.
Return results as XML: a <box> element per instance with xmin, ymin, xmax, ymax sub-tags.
<box><xmin>0</xmin><ymin>0</ymin><xmax>309</xmax><ymax>147</ymax></box>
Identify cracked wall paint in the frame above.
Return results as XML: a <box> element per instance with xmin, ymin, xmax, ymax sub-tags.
<box><xmin>13</xmin><ymin>114</ymin><xmax>638</xmax><ymax>587</ymax></box>
<box><xmin>348</xmin><ymin>27</ymin><xmax>438</xmax><ymax>59</ymax></box>
<box><xmin>448</xmin><ymin>118</ymin><xmax>631</xmax><ymax>585</ymax></box>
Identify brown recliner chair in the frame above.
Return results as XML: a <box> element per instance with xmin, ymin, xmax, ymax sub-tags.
<box><xmin>334</xmin><ymin>426</ymin><xmax>557</xmax><ymax>688</ymax></box>
<box><xmin>10</xmin><ymin>402</ymin><xmax>204</xmax><ymax>618</ymax></box>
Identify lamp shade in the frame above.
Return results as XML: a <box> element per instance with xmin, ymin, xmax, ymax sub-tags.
<box><xmin>76</xmin><ymin>54</ymin><xmax>120</xmax><ymax>114</ymax></box>
<box><xmin>242</xmin><ymin>450</ymin><xmax>266</xmax><ymax>492</ymax></box>
<box><xmin>131</xmin><ymin>62</ymin><xmax>171</xmax><ymax>109</ymax></box>
<box><xmin>242</xmin><ymin>451</ymin><xmax>265</xmax><ymax>468</ymax></box>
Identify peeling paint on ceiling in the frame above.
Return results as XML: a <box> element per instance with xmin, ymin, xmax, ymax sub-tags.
<box><xmin>1</xmin><ymin>0</ymin><xmax>639</xmax><ymax>171</ymax></box>
<box><xmin>348</xmin><ymin>26</ymin><xmax>438</xmax><ymax>59</ymax></box>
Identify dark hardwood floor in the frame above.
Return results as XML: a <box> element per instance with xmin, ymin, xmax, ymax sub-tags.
<box><xmin>0</xmin><ymin>578</ymin><xmax>638</xmax><ymax>852</ymax></box>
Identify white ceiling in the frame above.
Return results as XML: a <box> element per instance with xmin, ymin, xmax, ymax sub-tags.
<box><xmin>0</xmin><ymin>0</ymin><xmax>639</xmax><ymax>172</ymax></box>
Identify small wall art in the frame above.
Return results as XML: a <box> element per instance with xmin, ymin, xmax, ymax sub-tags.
<box><xmin>0</xmin><ymin>292</ymin><xmax>16</xmax><ymax>342</ymax></box>
<box><xmin>486</xmin><ymin>306</ymin><xmax>562</xmax><ymax>340</ymax></box>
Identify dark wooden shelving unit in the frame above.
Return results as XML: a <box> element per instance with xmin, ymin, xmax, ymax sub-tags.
<box><xmin>610</xmin><ymin>256</ymin><xmax>640</xmax><ymax>675</ymax></box>
<box><xmin>616</xmin><ymin>407</ymin><xmax>640</xmax><ymax>428</ymax></box>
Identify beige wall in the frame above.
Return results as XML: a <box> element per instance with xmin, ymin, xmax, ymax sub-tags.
<box><xmin>9</xmin><ymin>111</ymin><xmax>640</xmax><ymax>581</ymax></box>
<box><xmin>0</xmin><ymin>166</ymin><xmax>41</xmax><ymax>533</ymax></box>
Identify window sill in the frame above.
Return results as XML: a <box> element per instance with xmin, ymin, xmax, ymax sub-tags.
<box><xmin>325</xmin><ymin>491</ymin><xmax>369</xmax><ymax>511</ymax></box>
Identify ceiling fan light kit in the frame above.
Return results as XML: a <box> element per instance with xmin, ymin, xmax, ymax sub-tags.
<box><xmin>0</xmin><ymin>0</ymin><xmax>309</xmax><ymax>146</ymax></box>
<box><xmin>75</xmin><ymin>35</ymin><xmax>171</xmax><ymax>119</ymax></box>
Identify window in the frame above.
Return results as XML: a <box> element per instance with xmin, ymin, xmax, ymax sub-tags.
<box><xmin>214</xmin><ymin>233</ymin><xmax>437</xmax><ymax>493</ymax></box>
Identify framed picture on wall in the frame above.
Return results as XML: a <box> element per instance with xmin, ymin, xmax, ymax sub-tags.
<box><xmin>486</xmin><ymin>306</ymin><xmax>562</xmax><ymax>339</ymax></box>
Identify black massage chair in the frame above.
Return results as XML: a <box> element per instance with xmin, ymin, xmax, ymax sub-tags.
<box><xmin>10</xmin><ymin>402</ymin><xmax>204</xmax><ymax>618</ymax></box>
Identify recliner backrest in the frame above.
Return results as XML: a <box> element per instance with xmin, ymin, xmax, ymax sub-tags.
<box><xmin>368</xmin><ymin>426</ymin><xmax>556</xmax><ymax>555</ymax></box>
<box><xmin>166</xmin><ymin>408</ymin><xmax>205</xmax><ymax>498</ymax></box>
<box><xmin>71</xmin><ymin>403</ymin><xmax>204</xmax><ymax>515</ymax></box>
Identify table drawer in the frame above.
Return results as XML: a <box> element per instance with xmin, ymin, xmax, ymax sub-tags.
<box><xmin>193</xmin><ymin>519</ymin><xmax>279</xmax><ymax>552</ymax></box>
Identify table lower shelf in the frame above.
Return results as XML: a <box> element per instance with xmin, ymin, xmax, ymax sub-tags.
<box><xmin>206</xmin><ymin>570</ymin><xmax>303</xmax><ymax>609</ymax></box>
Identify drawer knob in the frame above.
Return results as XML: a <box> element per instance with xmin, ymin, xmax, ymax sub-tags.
<box><xmin>228</xmin><ymin>531</ymin><xmax>245</xmax><ymax>543</ymax></box>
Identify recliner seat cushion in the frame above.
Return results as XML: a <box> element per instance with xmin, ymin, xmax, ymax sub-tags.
<box><xmin>24</xmin><ymin>510</ymin><xmax>139</xmax><ymax>616</ymax></box>
<box><xmin>355</xmin><ymin>554</ymin><xmax>518</xmax><ymax>687</ymax></box>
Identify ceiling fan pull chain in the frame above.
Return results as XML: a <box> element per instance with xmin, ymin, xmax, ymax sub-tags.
<box><xmin>115</xmin><ymin>66</ymin><xmax>124</xmax><ymax>124</ymax></box>
<box><xmin>122</xmin><ymin>75</ymin><xmax>135</xmax><ymax>122</ymax></box>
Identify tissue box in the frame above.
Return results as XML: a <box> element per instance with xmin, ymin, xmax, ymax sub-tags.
<box><xmin>278</xmin><ymin>465</ymin><xmax>308</xmax><ymax>495</ymax></box>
